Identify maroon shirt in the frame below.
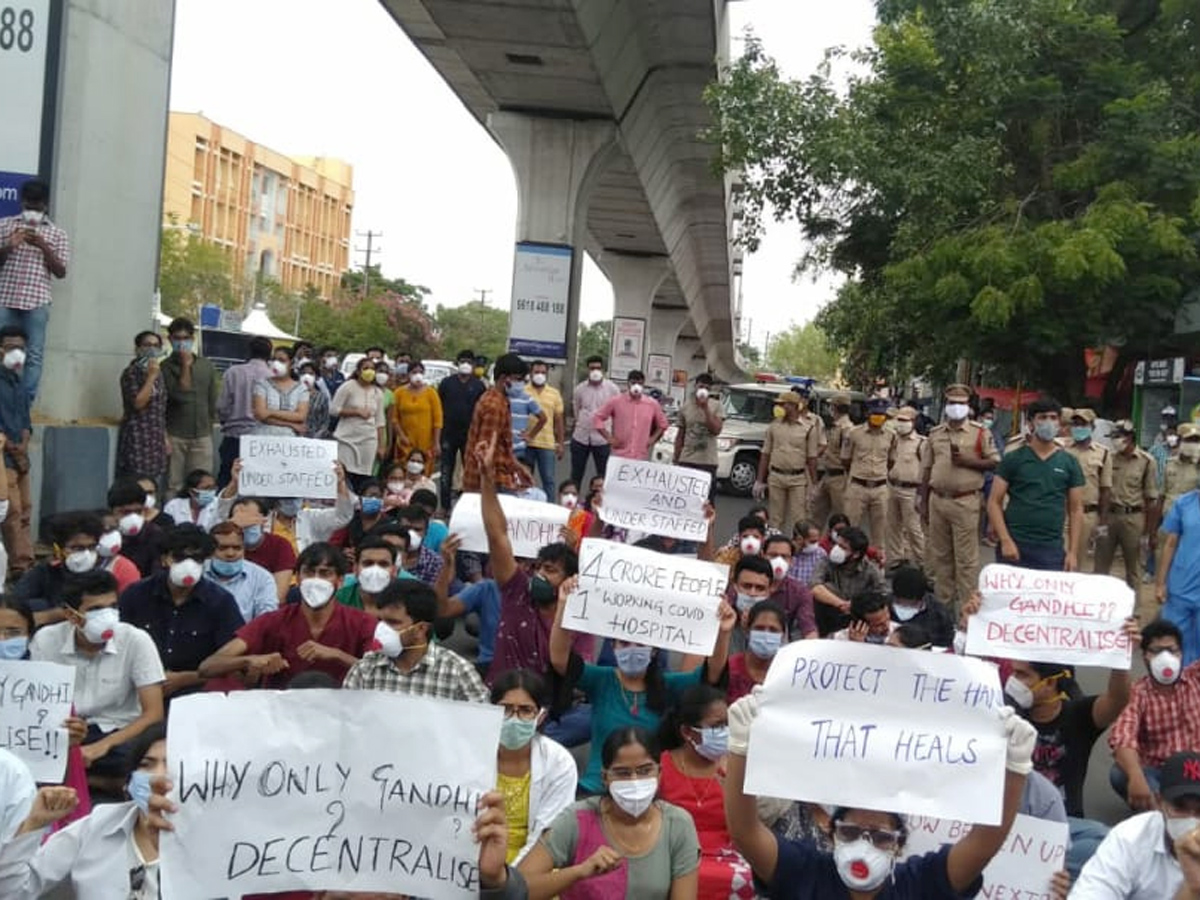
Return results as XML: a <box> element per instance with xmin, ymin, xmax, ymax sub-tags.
<box><xmin>487</xmin><ymin>569</ymin><xmax>594</xmax><ymax>684</ymax></box>
<box><xmin>245</xmin><ymin>532</ymin><xmax>297</xmax><ymax>574</ymax></box>
<box><xmin>237</xmin><ymin>601</ymin><xmax>377</xmax><ymax>687</ymax></box>
<box><xmin>725</xmin><ymin>575</ymin><xmax>817</xmax><ymax>637</ymax></box>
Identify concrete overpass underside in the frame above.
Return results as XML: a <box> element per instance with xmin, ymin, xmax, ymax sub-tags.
<box><xmin>379</xmin><ymin>0</ymin><xmax>740</xmax><ymax>380</ymax></box>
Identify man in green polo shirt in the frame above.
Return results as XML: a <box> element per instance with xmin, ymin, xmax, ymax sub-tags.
<box><xmin>988</xmin><ymin>396</ymin><xmax>1085</xmax><ymax>572</ymax></box>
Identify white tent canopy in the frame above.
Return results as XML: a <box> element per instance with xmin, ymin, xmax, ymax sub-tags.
<box><xmin>238</xmin><ymin>303</ymin><xmax>300</xmax><ymax>341</ymax></box>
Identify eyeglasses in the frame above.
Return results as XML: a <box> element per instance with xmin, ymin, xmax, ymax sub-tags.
<box><xmin>0</xmin><ymin>626</ymin><xmax>26</xmax><ymax>639</ymax></box>
<box><xmin>607</xmin><ymin>763</ymin><xmax>658</xmax><ymax>780</ymax></box>
<box><xmin>834</xmin><ymin>822</ymin><xmax>902</xmax><ymax>851</ymax></box>
<box><xmin>499</xmin><ymin>703</ymin><xmax>540</xmax><ymax>721</ymax></box>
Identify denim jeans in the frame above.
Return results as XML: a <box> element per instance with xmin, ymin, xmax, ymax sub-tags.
<box><xmin>524</xmin><ymin>446</ymin><xmax>558</xmax><ymax>498</ymax></box>
<box><xmin>1066</xmin><ymin>817</ymin><xmax>1109</xmax><ymax>880</ymax></box>
<box><xmin>1006</xmin><ymin>540</ymin><xmax>1066</xmax><ymax>571</ymax></box>
<box><xmin>0</xmin><ymin>304</ymin><xmax>49</xmax><ymax>402</ymax></box>
<box><xmin>570</xmin><ymin>439</ymin><xmax>610</xmax><ymax>487</ymax></box>
<box><xmin>1109</xmin><ymin>761</ymin><xmax>1161</xmax><ymax>801</ymax></box>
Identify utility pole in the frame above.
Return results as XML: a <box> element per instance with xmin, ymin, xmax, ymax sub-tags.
<box><xmin>355</xmin><ymin>230</ymin><xmax>382</xmax><ymax>298</ymax></box>
<box><xmin>474</xmin><ymin>288</ymin><xmax>493</xmax><ymax>307</ymax></box>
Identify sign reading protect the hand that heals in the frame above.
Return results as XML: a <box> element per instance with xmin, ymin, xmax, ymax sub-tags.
<box><xmin>599</xmin><ymin>458</ymin><xmax>712</xmax><ymax>541</ymax></box>
<box><xmin>0</xmin><ymin>660</ymin><xmax>74</xmax><ymax>782</ymax></box>
<box><xmin>967</xmin><ymin>564</ymin><xmax>1135</xmax><ymax>669</ymax></box>
<box><xmin>904</xmin><ymin>814</ymin><xmax>1068</xmax><ymax>894</ymax></box>
<box><xmin>161</xmin><ymin>690</ymin><xmax>502</xmax><ymax>900</ymax></box>
<box><xmin>448</xmin><ymin>493</ymin><xmax>570</xmax><ymax>559</ymax></box>
<box><xmin>744</xmin><ymin>641</ymin><xmax>1008</xmax><ymax>825</ymax></box>
<box><xmin>566</xmin><ymin>538</ymin><xmax>727</xmax><ymax>655</ymax></box>
<box><xmin>238</xmin><ymin>435</ymin><xmax>339</xmax><ymax>499</ymax></box>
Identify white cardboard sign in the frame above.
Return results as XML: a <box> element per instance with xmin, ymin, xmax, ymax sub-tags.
<box><xmin>0</xmin><ymin>660</ymin><xmax>74</xmax><ymax>782</ymax></box>
<box><xmin>967</xmin><ymin>564</ymin><xmax>1135</xmax><ymax>669</ymax></box>
<box><xmin>448</xmin><ymin>493</ymin><xmax>570</xmax><ymax>559</ymax></box>
<box><xmin>599</xmin><ymin>458</ymin><xmax>712</xmax><ymax>541</ymax></box>
<box><xmin>745</xmin><ymin>641</ymin><xmax>1007</xmax><ymax>825</ymax></box>
<box><xmin>565</xmin><ymin>538</ymin><xmax>727</xmax><ymax>655</ymax></box>
<box><xmin>239</xmin><ymin>435</ymin><xmax>339</xmax><ymax>499</ymax></box>
<box><xmin>904</xmin><ymin>813</ymin><xmax>1068</xmax><ymax>894</ymax></box>
<box><xmin>162</xmin><ymin>690</ymin><xmax>502</xmax><ymax>900</ymax></box>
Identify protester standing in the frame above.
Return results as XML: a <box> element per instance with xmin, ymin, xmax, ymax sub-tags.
<box><xmin>570</xmin><ymin>355</ymin><xmax>620</xmax><ymax>485</ymax></box>
<box><xmin>438</xmin><ymin>349</ymin><xmax>487</xmax><ymax>510</ymax></box>
<box><xmin>160</xmin><ymin>317</ymin><xmax>218</xmax><ymax>493</ymax></box>
<box><xmin>330</xmin><ymin>358</ymin><xmax>387</xmax><ymax>493</ymax></box>
<box><xmin>116</xmin><ymin>331</ymin><xmax>168</xmax><ymax>482</ymax></box>
<box><xmin>592</xmin><ymin>370</ymin><xmax>668</xmax><ymax>463</ymax></box>
<box><xmin>215</xmin><ymin>336</ymin><xmax>272</xmax><ymax>486</ymax></box>
<box><xmin>674</xmin><ymin>374</ymin><xmax>724</xmax><ymax>501</ymax></box>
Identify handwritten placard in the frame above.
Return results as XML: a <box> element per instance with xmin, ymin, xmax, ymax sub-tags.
<box><xmin>745</xmin><ymin>641</ymin><xmax>1007</xmax><ymax>824</ymax></box>
<box><xmin>239</xmin><ymin>435</ymin><xmax>338</xmax><ymax>499</ymax></box>
<box><xmin>904</xmin><ymin>813</ymin><xmax>1068</xmax><ymax>893</ymax></box>
<box><xmin>967</xmin><ymin>564</ymin><xmax>1135</xmax><ymax>669</ymax></box>
<box><xmin>0</xmin><ymin>660</ymin><xmax>74</xmax><ymax>782</ymax></box>
<box><xmin>565</xmin><ymin>538</ymin><xmax>727</xmax><ymax>655</ymax></box>
<box><xmin>448</xmin><ymin>493</ymin><xmax>570</xmax><ymax>559</ymax></box>
<box><xmin>162</xmin><ymin>690</ymin><xmax>501</xmax><ymax>900</ymax></box>
<box><xmin>599</xmin><ymin>459</ymin><xmax>711</xmax><ymax>541</ymax></box>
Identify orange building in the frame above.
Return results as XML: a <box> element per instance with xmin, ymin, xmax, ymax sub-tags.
<box><xmin>162</xmin><ymin>112</ymin><xmax>354</xmax><ymax>299</ymax></box>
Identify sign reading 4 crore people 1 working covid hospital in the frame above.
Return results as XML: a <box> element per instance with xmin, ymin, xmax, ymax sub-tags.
<box><xmin>565</xmin><ymin>538</ymin><xmax>728</xmax><ymax>656</ymax></box>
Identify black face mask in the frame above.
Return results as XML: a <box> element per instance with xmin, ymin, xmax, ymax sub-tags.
<box><xmin>530</xmin><ymin>574</ymin><xmax>557</xmax><ymax>606</ymax></box>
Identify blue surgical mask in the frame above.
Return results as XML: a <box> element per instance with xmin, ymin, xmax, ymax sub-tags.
<box><xmin>499</xmin><ymin>717</ymin><xmax>539</xmax><ymax>750</ymax></box>
<box><xmin>1070</xmin><ymin>426</ymin><xmax>1092</xmax><ymax>442</ymax></box>
<box><xmin>747</xmin><ymin>630</ymin><xmax>782</xmax><ymax>660</ymax></box>
<box><xmin>171</xmin><ymin>339</ymin><xmax>194</xmax><ymax>354</ymax></box>
<box><xmin>1033</xmin><ymin>421</ymin><xmax>1059</xmax><ymax>442</ymax></box>
<box><xmin>361</xmin><ymin>497</ymin><xmax>383</xmax><ymax>516</ymax></box>
<box><xmin>277</xmin><ymin>499</ymin><xmax>302</xmax><ymax>517</ymax></box>
<box><xmin>0</xmin><ymin>636</ymin><xmax>28</xmax><ymax>660</ymax></box>
<box><xmin>127</xmin><ymin>769</ymin><xmax>153</xmax><ymax>814</ymax></box>
<box><xmin>615</xmin><ymin>645</ymin><xmax>653</xmax><ymax>676</ymax></box>
<box><xmin>194</xmin><ymin>488</ymin><xmax>216</xmax><ymax>507</ymax></box>
<box><xmin>209</xmin><ymin>557</ymin><xmax>243</xmax><ymax>578</ymax></box>
<box><xmin>507</xmin><ymin>381</ymin><xmax>527</xmax><ymax>397</ymax></box>
<box><xmin>691</xmin><ymin>725</ymin><xmax>730</xmax><ymax>761</ymax></box>
<box><xmin>242</xmin><ymin>525</ymin><xmax>263</xmax><ymax>547</ymax></box>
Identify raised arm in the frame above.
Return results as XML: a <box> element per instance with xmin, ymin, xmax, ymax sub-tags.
<box><xmin>548</xmin><ymin>576</ymin><xmax>577</xmax><ymax>677</ymax></box>
<box><xmin>723</xmin><ymin>692</ymin><xmax>780</xmax><ymax>885</ymax></box>
<box><xmin>705</xmin><ymin>601</ymin><xmax>736</xmax><ymax>684</ymax></box>
<box><xmin>479</xmin><ymin>434</ymin><xmax>519</xmax><ymax>586</ymax></box>
<box><xmin>435</xmin><ymin>534</ymin><xmax>468</xmax><ymax>619</ymax></box>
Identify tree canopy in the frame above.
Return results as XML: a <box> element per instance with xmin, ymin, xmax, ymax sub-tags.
<box><xmin>158</xmin><ymin>223</ymin><xmax>237</xmax><ymax>317</ymax></box>
<box><xmin>766</xmin><ymin>322</ymin><xmax>840</xmax><ymax>381</ymax></box>
<box><xmin>705</xmin><ymin>0</ymin><xmax>1200</xmax><ymax>400</ymax></box>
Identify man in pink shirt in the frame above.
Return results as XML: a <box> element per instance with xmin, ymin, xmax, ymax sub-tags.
<box><xmin>592</xmin><ymin>369</ymin><xmax>669</xmax><ymax>461</ymax></box>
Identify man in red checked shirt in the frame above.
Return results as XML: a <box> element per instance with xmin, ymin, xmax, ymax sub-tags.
<box><xmin>0</xmin><ymin>179</ymin><xmax>70</xmax><ymax>403</ymax></box>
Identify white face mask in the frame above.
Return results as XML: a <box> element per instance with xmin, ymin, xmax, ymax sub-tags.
<box><xmin>3</xmin><ymin>348</ymin><xmax>26</xmax><ymax>371</ymax></box>
<box><xmin>944</xmin><ymin>403</ymin><xmax>970</xmax><ymax>421</ymax></box>
<box><xmin>458</xmin><ymin>363</ymin><xmax>473</xmax><ymax>376</ymax></box>
<box><xmin>608</xmin><ymin>778</ymin><xmax>657</xmax><ymax>818</ymax></box>
<box><xmin>269</xmin><ymin>360</ymin><xmax>289</xmax><ymax>378</ymax></box>
<box><xmin>834</xmin><ymin>838</ymin><xmax>895</xmax><ymax>892</ymax></box>
<box><xmin>1149</xmin><ymin>650</ymin><xmax>1182</xmax><ymax>685</ymax></box>
<box><xmin>64</xmin><ymin>548</ymin><xmax>98</xmax><ymax>574</ymax></box>
<box><xmin>769</xmin><ymin>556</ymin><xmax>789</xmax><ymax>580</ymax></box>
<box><xmin>300</xmin><ymin>373</ymin><xmax>316</xmax><ymax>388</ymax></box>
<box><xmin>588</xmin><ymin>369</ymin><xmax>604</xmax><ymax>383</ymax></box>
<box><xmin>118</xmin><ymin>512</ymin><xmax>145</xmax><ymax>537</ymax></box>
<box><xmin>81</xmin><ymin>607</ymin><xmax>119</xmax><ymax>644</ymax></box>
<box><xmin>1168</xmin><ymin>434</ymin><xmax>1181</xmax><ymax>448</ymax></box>
<box><xmin>695</xmin><ymin>387</ymin><xmax>709</xmax><ymax>402</ymax></box>
<box><xmin>358</xmin><ymin>564</ymin><xmax>393</xmax><ymax>594</ymax></box>
<box><xmin>324</xmin><ymin>356</ymin><xmax>338</xmax><ymax>369</ymax></box>
<box><xmin>409</xmin><ymin>529</ymin><xmax>423</xmax><ymax>551</ymax></box>
<box><xmin>895</xmin><ymin>421</ymin><xmax>914</xmax><ymax>435</ymax></box>
<box><xmin>531</xmin><ymin>373</ymin><xmax>547</xmax><ymax>387</ymax></box>
<box><xmin>629</xmin><ymin>383</ymin><xmax>644</xmax><ymax>397</ymax></box>
<box><xmin>21</xmin><ymin>209</ymin><xmax>45</xmax><ymax>225</ymax></box>
<box><xmin>144</xmin><ymin>494</ymin><xmax>157</xmax><ymax>511</ymax></box>
<box><xmin>892</xmin><ymin>602</ymin><xmax>921</xmax><ymax>622</ymax></box>
<box><xmin>387</xmin><ymin>480</ymin><xmax>406</xmax><ymax>494</ymax></box>
<box><xmin>828</xmin><ymin>545</ymin><xmax>848</xmax><ymax>565</ymax></box>
<box><xmin>561</xmin><ymin>493</ymin><xmax>578</xmax><ymax>509</ymax></box>
<box><xmin>740</xmin><ymin>535</ymin><xmax>762</xmax><ymax>556</ymax></box>
<box><xmin>1166</xmin><ymin>815</ymin><xmax>1200</xmax><ymax>843</ymax></box>
<box><xmin>375</xmin><ymin>372</ymin><xmax>390</xmax><ymax>387</ymax></box>
<box><xmin>373</xmin><ymin>620</ymin><xmax>403</xmax><ymax>658</ymax></box>
<box><xmin>169</xmin><ymin>558</ymin><xmax>204</xmax><ymax>588</ymax></box>
<box><xmin>407</xmin><ymin>460</ymin><xmax>425</xmax><ymax>475</ymax></box>
<box><xmin>300</xmin><ymin>577</ymin><xmax>335</xmax><ymax>609</ymax></box>
<box><xmin>97</xmin><ymin>530</ymin><xmax>123</xmax><ymax>559</ymax></box>
<box><xmin>409</xmin><ymin>372</ymin><xmax>425</xmax><ymax>386</ymax></box>
<box><xmin>1004</xmin><ymin>674</ymin><xmax>1035</xmax><ymax>710</ymax></box>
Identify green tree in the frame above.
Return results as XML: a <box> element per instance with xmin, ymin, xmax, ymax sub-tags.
<box><xmin>705</xmin><ymin>3</ymin><xmax>1200</xmax><ymax>401</ymax></box>
<box><xmin>766</xmin><ymin>322</ymin><xmax>840</xmax><ymax>380</ymax></box>
<box><xmin>737</xmin><ymin>341</ymin><xmax>762</xmax><ymax>369</ymax></box>
<box><xmin>158</xmin><ymin>222</ymin><xmax>237</xmax><ymax>317</ymax></box>
<box><xmin>576</xmin><ymin>320</ymin><xmax>612</xmax><ymax>380</ymax></box>
<box><xmin>434</xmin><ymin>301</ymin><xmax>510</xmax><ymax>363</ymax></box>
<box><xmin>339</xmin><ymin>266</ymin><xmax>429</xmax><ymax>304</ymax></box>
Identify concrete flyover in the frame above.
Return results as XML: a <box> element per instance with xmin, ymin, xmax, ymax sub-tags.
<box><xmin>378</xmin><ymin>0</ymin><xmax>745</xmax><ymax>385</ymax></box>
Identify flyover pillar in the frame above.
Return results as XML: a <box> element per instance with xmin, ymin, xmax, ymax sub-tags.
<box><xmin>489</xmin><ymin>112</ymin><xmax>616</xmax><ymax>401</ymax></box>
<box><xmin>596</xmin><ymin>252</ymin><xmax>670</xmax><ymax>384</ymax></box>
<box><xmin>645</xmin><ymin>306</ymin><xmax>687</xmax><ymax>397</ymax></box>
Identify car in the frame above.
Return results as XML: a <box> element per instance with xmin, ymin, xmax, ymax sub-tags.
<box><xmin>653</xmin><ymin>383</ymin><xmax>868</xmax><ymax>496</ymax></box>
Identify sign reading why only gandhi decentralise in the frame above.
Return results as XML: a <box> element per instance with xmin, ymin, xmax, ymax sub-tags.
<box><xmin>448</xmin><ymin>493</ymin><xmax>570</xmax><ymax>559</ymax></box>
<box><xmin>904</xmin><ymin>814</ymin><xmax>1068</xmax><ymax>896</ymax></box>
<box><xmin>239</xmin><ymin>435</ymin><xmax>339</xmax><ymax>499</ymax></box>
<box><xmin>0</xmin><ymin>660</ymin><xmax>74</xmax><ymax>782</ymax></box>
<box><xmin>161</xmin><ymin>691</ymin><xmax>502</xmax><ymax>900</ymax></box>
<box><xmin>599</xmin><ymin>459</ymin><xmax>712</xmax><ymax>541</ymax></box>
<box><xmin>565</xmin><ymin>539</ymin><xmax>727</xmax><ymax>655</ymax></box>
<box><xmin>967</xmin><ymin>564</ymin><xmax>1135</xmax><ymax>669</ymax></box>
<box><xmin>745</xmin><ymin>641</ymin><xmax>1007</xmax><ymax>825</ymax></box>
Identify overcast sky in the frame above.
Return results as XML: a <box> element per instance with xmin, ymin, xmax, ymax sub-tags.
<box><xmin>170</xmin><ymin>0</ymin><xmax>876</xmax><ymax>353</ymax></box>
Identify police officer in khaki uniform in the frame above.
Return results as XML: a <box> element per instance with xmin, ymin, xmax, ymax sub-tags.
<box><xmin>811</xmin><ymin>393</ymin><xmax>853</xmax><ymax>527</ymax></box>
<box><xmin>1162</xmin><ymin>422</ymin><xmax>1200</xmax><ymax>518</ymax></box>
<box><xmin>1094</xmin><ymin>419</ymin><xmax>1159</xmax><ymax>588</ymax></box>
<box><xmin>886</xmin><ymin>405</ymin><xmax>925</xmax><ymax>566</ymax></box>
<box><xmin>754</xmin><ymin>388</ymin><xmax>821</xmax><ymax>534</ymax></box>
<box><xmin>1064</xmin><ymin>408</ymin><xmax>1112</xmax><ymax>560</ymax></box>
<box><xmin>919</xmin><ymin>384</ymin><xmax>999</xmax><ymax>608</ymax></box>
<box><xmin>842</xmin><ymin>397</ymin><xmax>895</xmax><ymax>545</ymax></box>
